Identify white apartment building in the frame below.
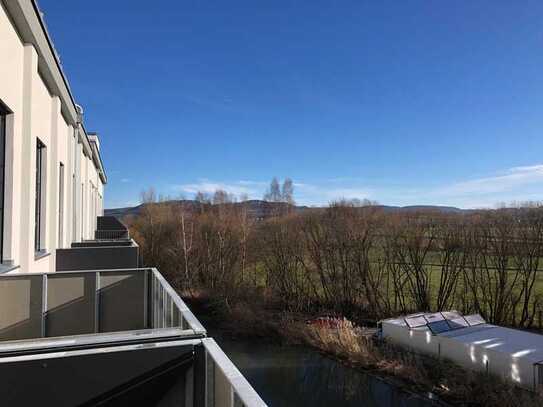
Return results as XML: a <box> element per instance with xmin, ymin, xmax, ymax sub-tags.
<box><xmin>0</xmin><ymin>0</ymin><xmax>106</xmax><ymax>274</ymax></box>
<box><xmin>0</xmin><ymin>2</ymin><xmax>268</xmax><ymax>405</ymax></box>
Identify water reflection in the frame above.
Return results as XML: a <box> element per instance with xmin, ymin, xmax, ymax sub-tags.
<box><xmin>215</xmin><ymin>336</ymin><xmax>439</xmax><ymax>407</ymax></box>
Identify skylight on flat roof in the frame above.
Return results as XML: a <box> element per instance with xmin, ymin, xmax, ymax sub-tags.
<box><xmin>428</xmin><ymin>320</ymin><xmax>451</xmax><ymax>335</ymax></box>
<box><xmin>405</xmin><ymin>315</ymin><xmax>427</xmax><ymax>328</ymax></box>
<box><xmin>464</xmin><ymin>314</ymin><xmax>486</xmax><ymax>326</ymax></box>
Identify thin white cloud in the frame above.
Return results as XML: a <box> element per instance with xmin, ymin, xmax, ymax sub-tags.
<box><xmin>437</xmin><ymin>164</ymin><xmax>543</xmax><ymax>196</ymax></box>
<box><xmin>237</xmin><ymin>180</ymin><xmax>267</xmax><ymax>186</ymax></box>
<box><xmin>171</xmin><ymin>180</ymin><xmax>258</xmax><ymax>197</ymax></box>
<box><xmin>294</xmin><ymin>183</ymin><xmax>373</xmax><ymax>205</ymax></box>
<box><xmin>120</xmin><ymin>178</ymin><xmax>131</xmax><ymax>183</ymax></box>
<box><xmin>326</xmin><ymin>187</ymin><xmax>373</xmax><ymax>200</ymax></box>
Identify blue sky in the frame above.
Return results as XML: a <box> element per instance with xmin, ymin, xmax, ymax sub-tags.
<box><xmin>40</xmin><ymin>0</ymin><xmax>543</xmax><ymax>208</ymax></box>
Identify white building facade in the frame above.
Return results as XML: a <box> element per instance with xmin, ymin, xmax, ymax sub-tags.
<box><xmin>0</xmin><ymin>2</ymin><xmax>269</xmax><ymax>405</ymax></box>
<box><xmin>0</xmin><ymin>0</ymin><xmax>106</xmax><ymax>274</ymax></box>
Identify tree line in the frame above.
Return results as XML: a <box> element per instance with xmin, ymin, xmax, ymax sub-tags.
<box><xmin>128</xmin><ymin>188</ymin><xmax>543</xmax><ymax>329</ymax></box>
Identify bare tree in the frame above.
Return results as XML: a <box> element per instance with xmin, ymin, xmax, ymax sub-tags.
<box><xmin>391</xmin><ymin>217</ymin><xmax>435</xmax><ymax>311</ymax></box>
<box><xmin>129</xmin><ymin>190</ymin><xmax>543</xmax><ymax>329</ymax></box>
<box><xmin>140</xmin><ymin>187</ymin><xmax>157</xmax><ymax>204</ymax></box>
<box><xmin>169</xmin><ymin>202</ymin><xmax>195</xmax><ymax>292</ymax></box>
<box><xmin>434</xmin><ymin>220</ymin><xmax>464</xmax><ymax>311</ymax></box>
<box><xmin>260</xmin><ymin>216</ymin><xmax>312</xmax><ymax>311</ymax></box>
<box><xmin>264</xmin><ymin>177</ymin><xmax>282</xmax><ymax>202</ymax></box>
<box><xmin>281</xmin><ymin>178</ymin><xmax>295</xmax><ymax>205</ymax></box>
<box><xmin>511</xmin><ymin>209</ymin><xmax>543</xmax><ymax>327</ymax></box>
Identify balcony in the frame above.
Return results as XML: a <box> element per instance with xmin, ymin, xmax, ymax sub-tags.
<box><xmin>0</xmin><ymin>266</ymin><xmax>266</xmax><ymax>405</ymax></box>
<box><xmin>56</xmin><ymin>216</ymin><xmax>139</xmax><ymax>271</ymax></box>
<box><xmin>95</xmin><ymin>215</ymin><xmax>130</xmax><ymax>240</ymax></box>
<box><xmin>56</xmin><ymin>239</ymin><xmax>140</xmax><ymax>271</ymax></box>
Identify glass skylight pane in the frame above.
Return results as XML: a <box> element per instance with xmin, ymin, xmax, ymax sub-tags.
<box><xmin>447</xmin><ymin>317</ymin><xmax>469</xmax><ymax>329</ymax></box>
<box><xmin>428</xmin><ymin>320</ymin><xmax>451</xmax><ymax>334</ymax></box>
<box><xmin>424</xmin><ymin>312</ymin><xmax>444</xmax><ymax>323</ymax></box>
<box><xmin>464</xmin><ymin>314</ymin><xmax>486</xmax><ymax>326</ymax></box>
<box><xmin>405</xmin><ymin>316</ymin><xmax>427</xmax><ymax>328</ymax></box>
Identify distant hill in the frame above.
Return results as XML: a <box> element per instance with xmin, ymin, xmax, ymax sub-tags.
<box><xmin>105</xmin><ymin>200</ymin><xmax>466</xmax><ymax>220</ymax></box>
<box><xmin>376</xmin><ymin>205</ymin><xmax>466</xmax><ymax>214</ymax></box>
<box><xmin>104</xmin><ymin>205</ymin><xmax>144</xmax><ymax>219</ymax></box>
<box><xmin>105</xmin><ymin>199</ymin><xmax>315</xmax><ymax>221</ymax></box>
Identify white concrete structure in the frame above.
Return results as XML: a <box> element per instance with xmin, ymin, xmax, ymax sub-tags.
<box><xmin>0</xmin><ymin>0</ymin><xmax>106</xmax><ymax>274</ymax></box>
<box><xmin>380</xmin><ymin>311</ymin><xmax>543</xmax><ymax>391</ymax></box>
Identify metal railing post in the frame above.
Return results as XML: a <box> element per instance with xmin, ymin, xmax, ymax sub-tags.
<box><xmin>94</xmin><ymin>272</ymin><xmax>100</xmax><ymax>333</ymax></box>
<box><xmin>193</xmin><ymin>343</ymin><xmax>206</xmax><ymax>407</ymax></box>
<box><xmin>41</xmin><ymin>274</ymin><xmax>47</xmax><ymax>338</ymax></box>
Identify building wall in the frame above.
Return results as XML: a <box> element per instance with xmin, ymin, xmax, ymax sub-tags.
<box><xmin>0</xmin><ymin>2</ymin><xmax>24</xmax><ymax>270</ymax></box>
<box><xmin>0</xmin><ymin>2</ymin><xmax>106</xmax><ymax>273</ymax></box>
<box><xmin>382</xmin><ymin>322</ymin><xmax>440</xmax><ymax>356</ymax></box>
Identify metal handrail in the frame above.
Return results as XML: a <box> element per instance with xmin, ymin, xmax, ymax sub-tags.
<box><xmin>0</xmin><ymin>267</ymin><xmax>206</xmax><ymax>341</ymax></box>
<box><xmin>203</xmin><ymin>338</ymin><xmax>267</xmax><ymax>407</ymax></box>
<box><xmin>150</xmin><ymin>268</ymin><xmax>206</xmax><ymax>335</ymax></box>
<box><xmin>94</xmin><ymin>229</ymin><xmax>129</xmax><ymax>240</ymax></box>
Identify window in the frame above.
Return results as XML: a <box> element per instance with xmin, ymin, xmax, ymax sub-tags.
<box><xmin>72</xmin><ymin>173</ymin><xmax>76</xmax><ymax>240</ymax></box>
<box><xmin>90</xmin><ymin>183</ymin><xmax>94</xmax><ymax>233</ymax></box>
<box><xmin>81</xmin><ymin>182</ymin><xmax>84</xmax><ymax>239</ymax></box>
<box><xmin>90</xmin><ymin>182</ymin><xmax>96</xmax><ymax>233</ymax></box>
<box><xmin>0</xmin><ymin>104</ymin><xmax>7</xmax><ymax>262</ymax></box>
<box><xmin>35</xmin><ymin>139</ymin><xmax>46</xmax><ymax>252</ymax></box>
<box><xmin>72</xmin><ymin>136</ymin><xmax>77</xmax><ymax>241</ymax></box>
<box><xmin>58</xmin><ymin>163</ymin><xmax>64</xmax><ymax>247</ymax></box>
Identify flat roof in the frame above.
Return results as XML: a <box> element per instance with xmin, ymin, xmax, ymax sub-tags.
<box><xmin>440</xmin><ymin>324</ymin><xmax>543</xmax><ymax>364</ymax></box>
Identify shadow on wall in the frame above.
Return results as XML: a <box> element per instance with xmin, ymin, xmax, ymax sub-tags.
<box><xmin>0</xmin><ymin>271</ymin><xmax>149</xmax><ymax>341</ymax></box>
<box><xmin>0</xmin><ymin>275</ymin><xmax>42</xmax><ymax>341</ymax></box>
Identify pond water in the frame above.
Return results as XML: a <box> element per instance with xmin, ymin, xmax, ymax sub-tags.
<box><xmin>211</xmin><ymin>331</ymin><xmax>441</xmax><ymax>407</ymax></box>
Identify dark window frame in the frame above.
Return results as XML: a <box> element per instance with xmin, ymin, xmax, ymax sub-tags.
<box><xmin>35</xmin><ymin>139</ymin><xmax>46</xmax><ymax>252</ymax></box>
<box><xmin>58</xmin><ymin>162</ymin><xmax>64</xmax><ymax>247</ymax></box>
<box><xmin>81</xmin><ymin>182</ymin><xmax>84</xmax><ymax>239</ymax></box>
<box><xmin>72</xmin><ymin>135</ymin><xmax>77</xmax><ymax>240</ymax></box>
<box><xmin>0</xmin><ymin>101</ymin><xmax>9</xmax><ymax>263</ymax></box>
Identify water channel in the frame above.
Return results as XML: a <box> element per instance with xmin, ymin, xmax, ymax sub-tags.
<box><xmin>210</xmin><ymin>329</ymin><xmax>441</xmax><ymax>407</ymax></box>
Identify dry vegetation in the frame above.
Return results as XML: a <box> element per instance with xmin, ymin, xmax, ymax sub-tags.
<box><xmin>292</xmin><ymin>322</ymin><xmax>541</xmax><ymax>407</ymax></box>
<box><xmin>130</xmin><ymin>190</ymin><xmax>543</xmax><ymax>328</ymax></box>
<box><xmin>127</xmin><ymin>188</ymin><xmax>543</xmax><ymax>405</ymax></box>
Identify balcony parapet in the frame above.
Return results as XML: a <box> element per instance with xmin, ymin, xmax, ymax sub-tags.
<box><xmin>0</xmin><ymin>267</ymin><xmax>203</xmax><ymax>342</ymax></box>
<box><xmin>96</xmin><ymin>216</ymin><xmax>130</xmax><ymax>240</ymax></box>
<box><xmin>0</xmin><ymin>267</ymin><xmax>266</xmax><ymax>406</ymax></box>
<box><xmin>56</xmin><ymin>238</ymin><xmax>140</xmax><ymax>271</ymax></box>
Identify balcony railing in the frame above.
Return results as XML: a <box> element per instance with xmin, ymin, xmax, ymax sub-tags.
<box><xmin>0</xmin><ymin>268</ymin><xmax>203</xmax><ymax>341</ymax></box>
<box><xmin>95</xmin><ymin>215</ymin><xmax>130</xmax><ymax>240</ymax></box>
<box><xmin>203</xmin><ymin>338</ymin><xmax>267</xmax><ymax>407</ymax></box>
<box><xmin>149</xmin><ymin>267</ymin><xmax>205</xmax><ymax>333</ymax></box>
<box><xmin>0</xmin><ymin>267</ymin><xmax>266</xmax><ymax>406</ymax></box>
<box><xmin>95</xmin><ymin>229</ymin><xmax>130</xmax><ymax>240</ymax></box>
